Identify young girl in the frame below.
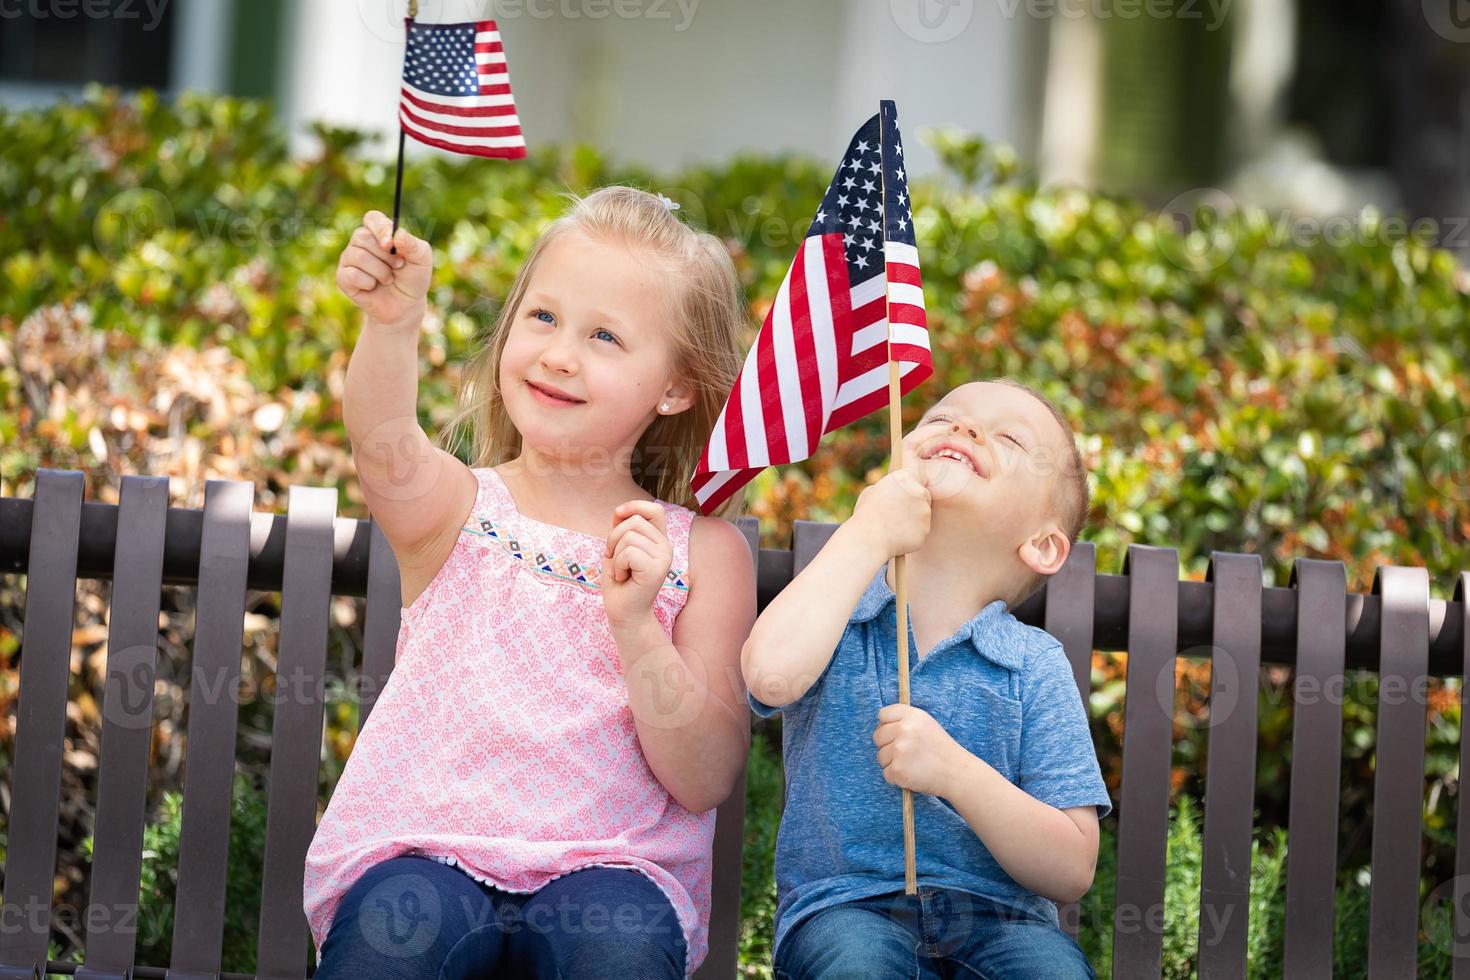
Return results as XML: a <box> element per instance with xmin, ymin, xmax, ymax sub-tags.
<box><xmin>304</xmin><ymin>187</ymin><xmax>757</xmax><ymax>979</ymax></box>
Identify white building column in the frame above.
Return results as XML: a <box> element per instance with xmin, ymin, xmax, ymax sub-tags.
<box><xmin>281</xmin><ymin>0</ymin><xmax>579</xmax><ymax>162</ymax></box>
<box><xmin>169</xmin><ymin>0</ymin><xmax>233</xmax><ymax>95</ymax></box>
<box><xmin>835</xmin><ymin>1</ymin><xmax>1040</xmax><ymax>180</ymax></box>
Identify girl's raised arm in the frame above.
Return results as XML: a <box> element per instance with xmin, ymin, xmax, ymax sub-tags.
<box><xmin>338</xmin><ymin>210</ymin><xmax>476</xmax><ymax>571</ymax></box>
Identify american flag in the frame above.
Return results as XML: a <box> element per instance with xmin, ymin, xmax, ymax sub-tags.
<box><xmin>399</xmin><ymin>18</ymin><xmax>526</xmax><ymax>159</ymax></box>
<box><xmin>690</xmin><ymin>101</ymin><xmax>932</xmax><ymax>515</ymax></box>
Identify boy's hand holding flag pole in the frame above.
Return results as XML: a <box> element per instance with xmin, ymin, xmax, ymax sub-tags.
<box><xmin>691</xmin><ymin>100</ymin><xmax>933</xmax><ymax>893</ymax></box>
<box><xmin>388</xmin><ymin>0</ymin><xmax>528</xmax><ymax>254</ymax></box>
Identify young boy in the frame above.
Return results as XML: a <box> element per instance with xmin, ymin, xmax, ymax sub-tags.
<box><xmin>743</xmin><ymin>379</ymin><xmax>1110</xmax><ymax>979</ymax></box>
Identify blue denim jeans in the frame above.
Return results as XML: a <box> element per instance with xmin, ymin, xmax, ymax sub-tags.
<box><xmin>310</xmin><ymin>855</ymin><xmax>686</xmax><ymax>980</ymax></box>
<box><xmin>773</xmin><ymin>886</ymin><xmax>1096</xmax><ymax>979</ymax></box>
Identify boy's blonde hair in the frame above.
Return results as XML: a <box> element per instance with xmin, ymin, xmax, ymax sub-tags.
<box><xmin>989</xmin><ymin>378</ymin><xmax>1090</xmax><ymax>607</ymax></box>
<box><xmin>436</xmin><ymin>186</ymin><xmax>748</xmax><ymax>520</ymax></box>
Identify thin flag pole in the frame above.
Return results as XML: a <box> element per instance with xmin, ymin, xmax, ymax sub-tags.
<box><xmin>879</xmin><ymin>102</ymin><xmax>918</xmax><ymax>896</ymax></box>
<box><xmin>389</xmin><ymin>132</ymin><xmax>406</xmax><ymax>255</ymax></box>
<box><xmin>390</xmin><ymin>0</ymin><xmax>419</xmax><ymax>255</ymax></box>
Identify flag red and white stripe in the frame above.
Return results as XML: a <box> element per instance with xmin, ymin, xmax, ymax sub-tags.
<box><xmin>691</xmin><ymin>103</ymin><xmax>932</xmax><ymax>515</ymax></box>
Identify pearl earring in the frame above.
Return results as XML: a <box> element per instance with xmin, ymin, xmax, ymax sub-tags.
<box><xmin>660</xmin><ymin>402</ymin><xmax>670</xmax><ymax>413</ymax></box>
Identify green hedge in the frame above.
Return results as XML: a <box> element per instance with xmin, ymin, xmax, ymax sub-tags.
<box><xmin>3</xmin><ymin>86</ymin><xmax>1467</xmax><ymax>586</ymax></box>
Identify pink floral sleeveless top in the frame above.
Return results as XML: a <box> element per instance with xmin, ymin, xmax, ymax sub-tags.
<box><xmin>303</xmin><ymin>465</ymin><xmax>715</xmax><ymax>976</ymax></box>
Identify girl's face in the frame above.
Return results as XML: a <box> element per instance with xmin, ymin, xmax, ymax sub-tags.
<box><xmin>499</xmin><ymin>227</ymin><xmax>688</xmax><ymax>471</ymax></box>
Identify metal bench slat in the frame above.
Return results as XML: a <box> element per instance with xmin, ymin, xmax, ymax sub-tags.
<box><xmin>255</xmin><ymin>486</ymin><xmax>337</xmax><ymax>980</ymax></box>
<box><xmin>168</xmin><ymin>480</ymin><xmax>254</xmax><ymax>979</ymax></box>
<box><xmin>693</xmin><ymin>516</ymin><xmax>758</xmax><ymax>980</ymax></box>
<box><xmin>1366</xmin><ymin>564</ymin><xmax>1431</xmax><ymax>978</ymax></box>
<box><xmin>357</xmin><ymin>521</ymin><xmax>401</xmax><ymax>734</ymax></box>
<box><xmin>1196</xmin><ymin>552</ymin><xmax>1263</xmax><ymax>979</ymax></box>
<box><xmin>1111</xmin><ymin>545</ymin><xmax>1179</xmax><ymax>979</ymax></box>
<box><xmin>6</xmin><ymin>473</ymin><xmax>1461</xmax><ymax>979</ymax></box>
<box><xmin>0</xmin><ymin>470</ymin><xmax>85</xmax><ymax>976</ymax></box>
<box><xmin>1042</xmin><ymin>541</ymin><xmax>1099</xmax><ymax>943</ymax></box>
<box><xmin>1454</xmin><ymin>572</ymin><xmax>1470</xmax><ymax>980</ymax></box>
<box><xmin>1282</xmin><ymin>558</ymin><xmax>1347</xmax><ymax>977</ymax></box>
<box><xmin>76</xmin><ymin>476</ymin><xmax>169</xmax><ymax>978</ymax></box>
<box><xmin>791</xmin><ymin>520</ymin><xmax>836</xmax><ymax>579</ymax></box>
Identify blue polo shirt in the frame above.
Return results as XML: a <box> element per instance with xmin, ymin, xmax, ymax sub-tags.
<box><xmin>748</xmin><ymin>560</ymin><xmax>1113</xmax><ymax>961</ymax></box>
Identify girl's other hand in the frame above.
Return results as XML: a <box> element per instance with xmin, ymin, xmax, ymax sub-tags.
<box><xmin>336</xmin><ymin>210</ymin><xmax>433</xmax><ymax>330</ymax></box>
<box><xmin>602</xmin><ymin>500</ymin><xmax>673</xmax><ymax>633</ymax></box>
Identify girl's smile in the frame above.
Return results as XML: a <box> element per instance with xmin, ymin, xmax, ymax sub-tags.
<box><xmin>526</xmin><ymin>379</ymin><xmax>586</xmax><ymax>406</ymax></box>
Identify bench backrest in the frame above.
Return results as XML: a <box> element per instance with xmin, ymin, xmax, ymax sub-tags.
<box><xmin>0</xmin><ymin>470</ymin><xmax>1465</xmax><ymax>979</ymax></box>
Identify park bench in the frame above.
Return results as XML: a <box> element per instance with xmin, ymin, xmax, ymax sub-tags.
<box><xmin>0</xmin><ymin>468</ymin><xmax>1465</xmax><ymax>979</ymax></box>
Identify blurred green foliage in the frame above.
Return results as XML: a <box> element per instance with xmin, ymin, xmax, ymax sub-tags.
<box><xmin>3</xmin><ymin>85</ymin><xmax>1466</xmax><ymax>590</ymax></box>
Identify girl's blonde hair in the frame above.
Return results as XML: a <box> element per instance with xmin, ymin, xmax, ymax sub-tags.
<box><xmin>436</xmin><ymin>185</ymin><xmax>749</xmax><ymax>520</ymax></box>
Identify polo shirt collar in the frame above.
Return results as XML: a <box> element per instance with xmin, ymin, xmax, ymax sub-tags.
<box><xmin>849</xmin><ymin>562</ymin><xmax>1024</xmax><ymax>671</ymax></box>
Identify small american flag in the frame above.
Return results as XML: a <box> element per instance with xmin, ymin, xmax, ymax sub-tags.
<box><xmin>690</xmin><ymin>101</ymin><xmax>932</xmax><ymax>515</ymax></box>
<box><xmin>399</xmin><ymin>18</ymin><xmax>526</xmax><ymax>159</ymax></box>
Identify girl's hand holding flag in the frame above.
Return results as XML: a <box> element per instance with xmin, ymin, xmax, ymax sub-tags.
<box><xmin>388</xmin><ymin>8</ymin><xmax>527</xmax><ymax>250</ymax></box>
<box><xmin>336</xmin><ymin>211</ymin><xmax>432</xmax><ymax>330</ymax></box>
<box><xmin>398</xmin><ymin>16</ymin><xmax>526</xmax><ymax>160</ymax></box>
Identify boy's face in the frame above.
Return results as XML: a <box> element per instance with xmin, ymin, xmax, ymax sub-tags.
<box><xmin>901</xmin><ymin>381</ymin><xmax>1072</xmax><ymax>549</ymax></box>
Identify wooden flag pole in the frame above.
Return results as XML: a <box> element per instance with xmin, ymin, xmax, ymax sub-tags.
<box><xmin>889</xmin><ymin>360</ymin><xmax>918</xmax><ymax>896</ymax></box>
<box><xmin>879</xmin><ymin>103</ymin><xmax>918</xmax><ymax>896</ymax></box>
<box><xmin>389</xmin><ymin>0</ymin><xmax>419</xmax><ymax>256</ymax></box>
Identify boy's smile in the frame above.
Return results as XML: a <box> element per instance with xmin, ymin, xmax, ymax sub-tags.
<box><xmin>892</xmin><ymin>380</ymin><xmax>1080</xmax><ymax>614</ymax></box>
<box><xmin>918</xmin><ymin>441</ymin><xmax>987</xmax><ymax>479</ymax></box>
<box><xmin>904</xmin><ymin>381</ymin><xmax>1065</xmax><ymax>519</ymax></box>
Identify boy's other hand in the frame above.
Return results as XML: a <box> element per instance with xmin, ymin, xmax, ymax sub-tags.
<box><xmin>872</xmin><ymin>703</ymin><xmax>963</xmax><ymax>798</ymax></box>
<box><xmin>850</xmin><ymin>465</ymin><xmax>932</xmax><ymax>559</ymax></box>
<box><xmin>336</xmin><ymin>210</ymin><xmax>433</xmax><ymax>330</ymax></box>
